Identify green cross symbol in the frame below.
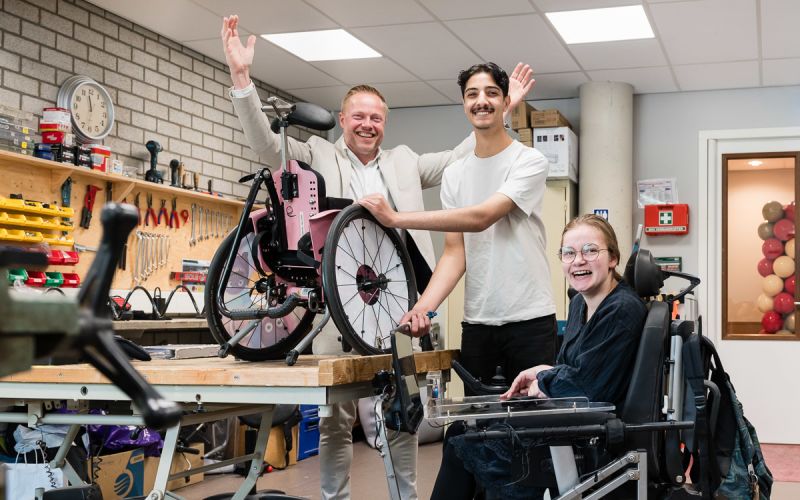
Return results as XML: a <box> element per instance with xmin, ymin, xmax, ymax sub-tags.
<box><xmin>659</xmin><ymin>211</ymin><xmax>673</xmax><ymax>225</ymax></box>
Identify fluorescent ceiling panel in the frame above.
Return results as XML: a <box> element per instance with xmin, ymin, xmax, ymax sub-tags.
<box><xmin>546</xmin><ymin>5</ymin><xmax>654</xmax><ymax>44</ymax></box>
<box><xmin>262</xmin><ymin>29</ymin><xmax>381</xmax><ymax>61</ymax></box>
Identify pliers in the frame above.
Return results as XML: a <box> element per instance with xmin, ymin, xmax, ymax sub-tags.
<box><xmin>168</xmin><ymin>197</ymin><xmax>179</xmax><ymax>228</ymax></box>
<box><xmin>157</xmin><ymin>198</ymin><xmax>168</xmax><ymax>226</ymax></box>
<box><xmin>144</xmin><ymin>193</ymin><xmax>157</xmax><ymax>226</ymax></box>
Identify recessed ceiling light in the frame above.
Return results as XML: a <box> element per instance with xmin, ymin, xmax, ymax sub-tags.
<box><xmin>546</xmin><ymin>5</ymin><xmax>655</xmax><ymax>44</ymax></box>
<box><xmin>748</xmin><ymin>160</ymin><xmax>764</xmax><ymax>167</ymax></box>
<box><xmin>262</xmin><ymin>29</ymin><xmax>381</xmax><ymax>62</ymax></box>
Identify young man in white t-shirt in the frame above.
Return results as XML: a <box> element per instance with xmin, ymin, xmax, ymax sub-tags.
<box><xmin>359</xmin><ymin>62</ymin><xmax>557</xmax><ymax>392</ymax></box>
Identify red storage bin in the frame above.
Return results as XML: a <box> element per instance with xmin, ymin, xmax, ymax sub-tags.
<box><xmin>25</xmin><ymin>270</ymin><xmax>46</xmax><ymax>286</ymax></box>
<box><xmin>61</xmin><ymin>272</ymin><xmax>81</xmax><ymax>287</ymax></box>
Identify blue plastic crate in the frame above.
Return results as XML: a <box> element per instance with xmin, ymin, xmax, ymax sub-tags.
<box><xmin>299</xmin><ymin>404</ymin><xmax>318</xmax><ymax>419</ymax></box>
<box><xmin>297</xmin><ymin>416</ymin><xmax>320</xmax><ymax>461</ymax></box>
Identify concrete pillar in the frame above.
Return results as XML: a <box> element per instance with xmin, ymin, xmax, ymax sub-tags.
<box><xmin>578</xmin><ymin>81</ymin><xmax>635</xmax><ymax>256</ymax></box>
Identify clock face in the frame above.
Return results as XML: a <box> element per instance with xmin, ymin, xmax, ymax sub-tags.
<box><xmin>70</xmin><ymin>82</ymin><xmax>112</xmax><ymax>140</ymax></box>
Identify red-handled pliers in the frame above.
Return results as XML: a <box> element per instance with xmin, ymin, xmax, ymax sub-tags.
<box><xmin>168</xmin><ymin>197</ymin><xmax>179</xmax><ymax>228</ymax></box>
<box><xmin>144</xmin><ymin>193</ymin><xmax>157</xmax><ymax>226</ymax></box>
<box><xmin>157</xmin><ymin>198</ymin><xmax>168</xmax><ymax>226</ymax></box>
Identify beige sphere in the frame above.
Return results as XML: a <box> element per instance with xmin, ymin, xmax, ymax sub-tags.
<box><xmin>757</xmin><ymin>293</ymin><xmax>775</xmax><ymax>312</ymax></box>
<box><xmin>763</xmin><ymin>274</ymin><xmax>784</xmax><ymax>296</ymax></box>
<box><xmin>786</xmin><ymin>238</ymin><xmax>795</xmax><ymax>257</ymax></box>
<box><xmin>785</xmin><ymin>312</ymin><xmax>795</xmax><ymax>332</ymax></box>
<box><xmin>773</xmin><ymin>255</ymin><xmax>796</xmax><ymax>278</ymax></box>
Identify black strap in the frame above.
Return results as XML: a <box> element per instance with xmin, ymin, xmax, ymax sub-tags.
<box><xmin>683</xmin><ymin>335</ymin><xmax>711</xmax><ymax>499</ymax></box>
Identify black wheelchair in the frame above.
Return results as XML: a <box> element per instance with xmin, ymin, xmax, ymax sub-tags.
<box><xmin>431</xmin><ymin>245</ymin><xmax>714</xmax><ymax>499</ymax></box>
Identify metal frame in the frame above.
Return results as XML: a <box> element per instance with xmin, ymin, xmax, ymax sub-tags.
<box><xmin>0</xmin><ymin>380</ymin><xmax>376</xmax><ymax>499</ymax></box>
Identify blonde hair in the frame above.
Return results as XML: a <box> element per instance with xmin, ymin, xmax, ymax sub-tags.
<box><xmin>561</xmin><ymin>214</ymin><xmax>624</xmax><ymax>282</ymax></box>
<box><xmin>340</xmin><ymin>85</ymin><xmax>389</xmax><ymax>114</ymax></box>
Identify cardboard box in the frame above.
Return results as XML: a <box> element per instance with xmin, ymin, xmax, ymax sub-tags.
<box><xmin>87</xmin><ymin>443</ymin><xmax>204</xmax><ymax>498</ymax></box>
<box><xmin>531</xmin><ymin>109</ymin><xmax>572</xmax><ymax>129</ymax></box>
<box><xmin>144</xmin><ymin>442</ymin><xmax>204</xmax><ymax>492</ymax></box>
<box><xmin>236</xmin><ymin>423</ymin><xmax>299</xmax><ymax>469</ymax></box>
<box><xmin>87</xmin><ymin>449</ymin><xmax>148</xmax><ymax>499</ymax></box>
<box><xmin>511</xmin><ymin>101</ymin><xmax>537</xmax><ymax>130</ymax></box>
<box><xmin>534</xmin><ymin>126</ymin><xmax>578</xmax><ymax>183</ymax></box>
<box><xmin>517</xmin><ymin>127</ymin><xmax>532</xmax><ymax>144</ymax></box>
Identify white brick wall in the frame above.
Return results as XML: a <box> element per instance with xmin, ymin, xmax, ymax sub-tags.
<box><xmin>0</xmin><ymin>0</ymin><xmax>326</xmax><ymax>198</ymax></box>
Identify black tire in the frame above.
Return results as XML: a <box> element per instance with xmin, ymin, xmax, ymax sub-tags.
<box><xmin>205</xmin><ymin>226</ymin><xmax>315</xmax><ymax>361</ymax></box>
<box><xmin>322</xmin><ymin>205</ymin><xmax>417</xmax><ymax>355</ymax></box>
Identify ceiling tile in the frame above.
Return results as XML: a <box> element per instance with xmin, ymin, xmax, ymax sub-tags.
<box><xmin>427</xmin><ymin>79</ymin><xmax>463</xmax><ymax>103</ymax></box>
<box><xmin>446</xmin><ymin>15</ymin><xmax>580</xmax><ymax>74</ymax></box>
<box><xmin>192</xmin><ymin>0</ymin><xmax>338</xmax><ymax>34</ymax></box>
<box><xmin>352</xmin><ymin>23</ymin><xmax>477</xmax><ymax>80</ymax></box>
<box><xmin>184</xmin><ymin>37</ymin><xmax>344</xmax><ymax>90</ymax></box>
<box><xmin>422</xmin><ymin>0</ymin><xmax>535</xmax><ymax>20</ymax></box>
<box><xmin>303</xmin><ymin>0</ymin><xmax>434</xmax><ymax>27</ymax></box>
<box><xmin>763</xmin><ymin>58</ymin><xmax>800</xmax><ymax>87</ymax></box>
<box><xmin>761</xmin><ymin>0</ymin><xmax>800</xmax><ymax>59</ymax></box>
<box><xmin>91</xmin><ymin>0</ymin><xmax>222</xmax><ymax>42</ymax></box>
<box><xmin>527</xmin><ymin>72</ymin><xmax>589</xmax><ymax>99</ymax></box>
<box><xmin>673</xmin><ymin>60</ymin><xmax>760</xmax><ymax>91</ymax></box>
<box><xmin>587</xmin><ymin>66</ymin><xmax>677</xmax><ymax>94</ymax></box>
<box><xmin>371</xmin><ymin>82</ymin><xmax>454</xmax><ymax>108</ymax></box>
<box><xmin>649</xmin><ymin>0</ymin><xmax>758</xmax><ymax>65</ymax></box>
<box><xmin>568</xmin><ymin>39</ymin><xmax>667</xmax><ymax>70</ymax></box>
<box><xmin>309</xmin><ymin>58</ymin><xmax>417</xmax><ymax>85</ymax></box>
<box><xmin>286</xmin><ymin>86</ymin><xmax>351</xmax><ymax>110</ymax></box>
<box><xmin>533</xmin><ymin>0</ymin><xmax>641</xmax><ymax>12</ymax></box>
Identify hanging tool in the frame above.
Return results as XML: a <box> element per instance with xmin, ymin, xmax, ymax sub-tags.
<box><xmin>180</xmin><ymin>209</ymin><xmax>189</xmax><ymax>225</ymax></box>
<box><xmin>144</xmin><ymin>193</ymin><xmax>157</xmax><ymax>227</ymax></box>
<box><xmin>134</xmin><ymin>193</ymin><xmax>141</xmax><ymax>225</ymax></box>
<box><xmin>60</xmin><ymin>177</ymin><xmax>73</xmax><ymax>208</ymax></box>
<box><xmin>79</xmin><ymin>185</ymin><xmax>101</xmax><ymax>229</ymax></box>
<box><xmin>168</xmin><ymin>197</ymin><xmax>179</xmax><ymax>228</ymax></box>
<box><xmin>74</xmin><ymin>243</ymin><xmax>99</xmax><ymax>252</ymax></box>
<box><xmin>106</xmin><ymin>181</ymin><xmax>113</xmax><ymax>204</ymax></box>
<box><xmin>190</xmin><ymin>204</ymin><xmax>197</xmax><ymax>246</ymax></box>
<box><xmin>119</xmin><ymin>198</ymin><xmax>128</xmax><ymax>271</ymax></box>
<box><xmin>157</xmin><ymin>199</ymin><xmax>168</xmax><ymax>226</ymax></box>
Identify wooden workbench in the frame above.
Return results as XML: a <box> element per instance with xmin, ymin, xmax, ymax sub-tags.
<box><xmin>0</xmin><ymin>351</ymin><xmax>456</xmax><ymax>500</ymax></box>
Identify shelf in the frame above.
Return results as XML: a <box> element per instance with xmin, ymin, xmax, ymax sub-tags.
<box><xmin>0</xmin><ymin>212</ymin><xmax>73</xmax><ymax>232</ymax></box>
<box><xmin>0</xmin><ymin>149</ymin><xmax>247</xmax><ymax>208</ymax></box>
<box><xmin>0</xmin><ymin>197</ymin><xmax>74</xmax><ymax>218</ymax></box>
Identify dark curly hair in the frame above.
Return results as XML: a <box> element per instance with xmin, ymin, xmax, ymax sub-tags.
<box><xmin>457</xmin><ymin>62</ymin><xmax>509</xmax><ymax>97</ymax></box>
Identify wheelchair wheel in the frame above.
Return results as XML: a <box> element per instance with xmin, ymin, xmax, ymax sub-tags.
<box><xmin>322</xmin><ymin>205</ymin><xmax>417</xmax><ymax>355</ymax></box>
<box><xmin>206</xmin><ymin>226</ymin><xmax>315</xmax><ymax>361</ymax></box>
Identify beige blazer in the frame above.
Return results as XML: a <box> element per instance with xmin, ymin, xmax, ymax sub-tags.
<box><xmin>231</xmin><ymin>89</ymin><xmax>474</xmax><ymax>271</ymax></box>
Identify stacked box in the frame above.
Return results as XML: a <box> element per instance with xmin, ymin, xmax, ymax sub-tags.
<box><xmin>531</xmin><ymin>109</ymin><xmax>572</xmax><ymax>129</ymax></box>
<box><xmin>0</xmin><ymin>111</ymin><xmax>39</xmax><ymax>156</ymax></box>
<box><xmin>517</xmin><ymin>127</ymin><xmax>533</xmax><ymax>147</ymax></box>
<box><xmin>511</xmin><ymin>101</ymin><xmax>537</xmax><ymax>130</ymax></box>
<box><xmin>534</xmin><ymin>126</ymin><xmax>578</xmax><ymax>183</ymax></box>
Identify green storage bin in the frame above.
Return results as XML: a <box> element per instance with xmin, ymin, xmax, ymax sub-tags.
<box><xmin>8</xmin><ymin>268</ymin><xmax>27</xmax><ymax>285</ymax></box>
<box><xmin>45</xmin><ymin>271</ymin><xmax>63</xmax><ymax>287</ymax></box>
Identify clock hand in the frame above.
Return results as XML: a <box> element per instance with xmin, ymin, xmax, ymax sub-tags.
<box><xmin>88</xmin><ymin>94</ymin><xmax>93</xmax><ymax>112</ymax></box>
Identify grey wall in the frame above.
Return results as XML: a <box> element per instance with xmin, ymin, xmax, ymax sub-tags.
<box><xmin>0</xmin><ymin>0</ymin><xmax>323</xmax><ymax>199</ymax></box>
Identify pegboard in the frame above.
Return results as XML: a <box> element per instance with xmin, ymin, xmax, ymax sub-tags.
<box><xmin>0</xmin><ymin>150</ymin><xmax>245</xmax><ymax>291</ymax></box>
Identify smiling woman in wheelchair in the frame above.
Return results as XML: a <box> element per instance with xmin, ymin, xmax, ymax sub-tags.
<box><xmin>431</xmin><ymin>214</ymin><xmax>648</xmax><ymax>500</ymax></box>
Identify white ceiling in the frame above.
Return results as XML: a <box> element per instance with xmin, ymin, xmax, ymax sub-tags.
<box><xmin>88</xmin><ymin>0</ymin><xmax>800</xmax><ymax>110</ymax></box>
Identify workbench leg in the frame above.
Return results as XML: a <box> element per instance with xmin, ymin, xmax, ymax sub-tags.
<box><xmin>231</xmin><ymin>406</ymin><xmax>274</xmax><ymax>500</ymax></box>
<box><xmin>50</xmin><ymin>424</ymin><xmax>83</xmax><ymax>486</ymax></box>
<box><xmin>147</xmin><ymin>422</ymin><xmax>184</xmax><ymax>500</ymax></box>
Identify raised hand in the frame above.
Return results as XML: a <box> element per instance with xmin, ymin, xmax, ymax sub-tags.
<box><xmin>221</xmin><ymin>15</ymin><xmax>256</xmax><ymax>89</ymax></box>
<box><xmin>505</xmin><ymin>63</ymin><xmax>536</xmax><ymax>118</ymax></box>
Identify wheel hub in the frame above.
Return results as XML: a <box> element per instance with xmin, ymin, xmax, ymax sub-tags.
<box><xmin>356</xmin><ymin>265</ymin><xmax>388</xmax><ymax>305</ymax></box>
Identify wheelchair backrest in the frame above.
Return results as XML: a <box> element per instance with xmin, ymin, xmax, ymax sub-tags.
<box><xmin>621</xmin><ymin>247</ymin><xmax>672</xmax><ymax>479</ymax></box>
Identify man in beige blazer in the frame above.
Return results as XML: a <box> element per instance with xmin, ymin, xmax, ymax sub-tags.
<box><xmin>221</xmin><ymin>14</ymin><xmax>534</xmax><ymax>500</ymax></box>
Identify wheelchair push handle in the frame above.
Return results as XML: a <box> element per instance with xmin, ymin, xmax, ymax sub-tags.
<box><xmin>76</xmin><ymin>203</ymin><xmax>182</xmax><ymax>429</ymax></box>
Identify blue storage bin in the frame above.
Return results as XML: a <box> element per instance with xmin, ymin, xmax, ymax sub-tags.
<box><xmin>297</xmin><ymin>415</ymin><xmax>320</xmax><ymax>460</ymax></box>
<box><xmin>300</xmin><ymin>404</ymin><xmax>318</xmax><ymax>419</ymax></box>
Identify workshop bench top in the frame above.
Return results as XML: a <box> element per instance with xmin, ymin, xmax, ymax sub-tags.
<box><xmin>0</xmin><ymin>350</ymin><xmax>456</xmax><ymax>388</ymax></box>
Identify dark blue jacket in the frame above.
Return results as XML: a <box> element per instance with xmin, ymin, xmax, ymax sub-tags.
<box><xmin>537</xmin><ymin>281</ymin><xmax>647</xmax><ymax>409</ymax></box>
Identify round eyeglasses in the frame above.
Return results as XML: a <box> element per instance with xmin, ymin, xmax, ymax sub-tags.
<box><xmin>558</xmin><ymin>244</ymin><xmax>609</xmax><ymax>263</ymax></box>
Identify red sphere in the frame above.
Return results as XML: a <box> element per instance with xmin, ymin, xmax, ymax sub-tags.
<box><xmin>786</xmin><ymin>202</ymin><xmax>796</xmax><ymax>222</ymax></box>
<box><xmin>762</xmin><ymin>311</ymin><xmax>783</xmax><ymax>333</ymax></box>
<box><xmin>786</xmin><ymin>275</ymin><xmax>796</xmax><ymax>295</ymax></box>
<box><xmin>773</xmin><ymin>218</ymin><xmax>795</xmax><ymax>241</ymax></box>
<box><xmin>762</xmin><ymin>238</ymin><xmax>784</xmax><ymax>260</ymax></box>
<box><xmin>757</xmin><ymin>258</ymin><xmax>774</xmax><ymax>277</ymax></box>
<box><xmin>773</xmin><ymin>292</ymin><xmax>795</xmax><ymax>314</ymax></box>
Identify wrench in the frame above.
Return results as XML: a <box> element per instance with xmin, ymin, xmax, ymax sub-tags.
<box><xmin>190</xmin><ymin>204</ymin><xmax>197</xmax><ymax>245</ymax></box>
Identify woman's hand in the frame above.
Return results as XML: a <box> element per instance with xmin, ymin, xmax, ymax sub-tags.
<box><xmin>221</xmin><ymin>15</ymin><xmax>256</xmax><ymax>89</ymax></box>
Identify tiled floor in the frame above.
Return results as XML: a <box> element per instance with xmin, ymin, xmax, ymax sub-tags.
<box><xmin>178</xmin><ymin>439</ymin><xmax>800</xmax><ymax>499</ymax></box>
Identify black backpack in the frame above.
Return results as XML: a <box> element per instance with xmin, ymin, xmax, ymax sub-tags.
<box><xmin>683</xmin><ymin>334</ymin><xmax>773</xmax><ymax>499</ymax></box>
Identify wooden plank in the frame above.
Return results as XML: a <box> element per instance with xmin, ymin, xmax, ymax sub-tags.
<box><xmin>1</xmin><ymin>351</ymin><xmax>458</xmax><ymax>388</ymax></box>
<box><xmin>112</xmin><ymin>318</ymin><xmax>209</xmax><ymax>332</ymax></box>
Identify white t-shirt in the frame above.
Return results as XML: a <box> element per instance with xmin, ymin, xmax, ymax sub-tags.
<box><xmin>441</xmin><ymin>140</ymin><xmax>556</xmax><ymax>325</ymax></box>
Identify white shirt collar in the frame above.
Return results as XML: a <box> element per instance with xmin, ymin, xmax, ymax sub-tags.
<box><xmin>345</xmin><ymin>146</ymin><xmax>382</xmax><ymax>168</ymax></box>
